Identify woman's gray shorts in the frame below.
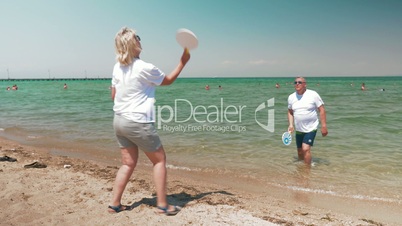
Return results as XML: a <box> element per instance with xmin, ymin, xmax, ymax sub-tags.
<box><xmin>113</xmin><ymin>114</ymin><xmax>162</xmax><ymax>152</ymax></box>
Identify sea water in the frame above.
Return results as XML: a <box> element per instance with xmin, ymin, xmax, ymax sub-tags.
<box><xmin>1</xmin><ymin>76</ymin><xmax>401</xmax><ymax>205</ymax></box>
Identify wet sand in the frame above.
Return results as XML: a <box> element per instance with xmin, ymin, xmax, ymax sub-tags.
<box><xmin>0</xmin><ymin>137</ymin><xmax>400</xmax><ymax>226</ymax></box>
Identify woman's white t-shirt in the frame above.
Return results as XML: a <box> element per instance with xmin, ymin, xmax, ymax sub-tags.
<box><xmin>287</xmin><ymin>89</ymin><xmax>324</xmax><ymax>133</ymax></box>
<box><xmin>111</xmin><ymin>59</ymin><xmax>165</xmax><ymax>123</ymax></box>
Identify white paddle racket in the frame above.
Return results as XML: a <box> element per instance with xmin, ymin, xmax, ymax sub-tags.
<box><xmin>176</xmin><ymin>28</ymin><xmax>198</xmax><ymax>50</ymax></box>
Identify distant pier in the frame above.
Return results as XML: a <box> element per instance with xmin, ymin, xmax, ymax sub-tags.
<box><xmin>0</xmin><ymin>78</ymin><xmax>111</xmax><ymax>82</ymax></box>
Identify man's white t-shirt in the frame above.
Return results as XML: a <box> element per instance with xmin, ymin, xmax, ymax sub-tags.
<box><xmin>111</xmin><ymin>58</ymin><xmax>165</xmax><ymax>123</ymax></box>
<box><xmin>288</xmin><ymin>89</ymin><xmax>324</xmax><ymax>133</ymax></box>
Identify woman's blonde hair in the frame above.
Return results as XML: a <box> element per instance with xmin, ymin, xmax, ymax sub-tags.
<box><xmin>114</xmin><ymin>27</ymin><xmax>142</xmax><ymax>66</ymax></box>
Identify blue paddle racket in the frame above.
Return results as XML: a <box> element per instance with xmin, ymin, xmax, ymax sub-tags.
<box><xmin>282</xmin><ymin>132</ymin><xmax>292</xmax><ymax>146</ymax></box>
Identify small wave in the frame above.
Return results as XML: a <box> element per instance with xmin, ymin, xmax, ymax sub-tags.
<box><xmin>27</xmin><ymin>135</ymin><xmax>41</xmax><ymax>140</ymax></box>
<box><xmin>166</xmin><ymin>164</ymin><xmax>201</xmax><ymax>172</ymax></box>
<box><xmin>351</xmin><ymin>194</ymin><xmax>400</xmax><ymax>203</ymax></box>
<box><xmin>283</xmin><ymin>185</ymin><xmax>401</xmax><ymax>204</ymax></box>
<box><xmin>142</xmin><ymin>162</ymin><xmax>203</xmax><ymax>172</ymax></box>
<box><xmin>286</xmin><ymin>185</ymin><xmax>337</xmax><ymax>195</ymax></box>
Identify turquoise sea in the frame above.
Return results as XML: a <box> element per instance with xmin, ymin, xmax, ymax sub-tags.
<box><xmin>1</xmin><ymin>76</ymin><xmax>401</xmax><ymax>206</ymax></box>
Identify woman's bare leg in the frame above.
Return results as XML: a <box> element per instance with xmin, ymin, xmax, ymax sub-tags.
<box><xmin>144</xmin><ymin>146</ymin><xmax>168</xmax><ymax>207</ymax></box>
<box><xmin>109</xmin><ymin>146</ymin><xmax>139</xmax><ymax>208</ymax></box>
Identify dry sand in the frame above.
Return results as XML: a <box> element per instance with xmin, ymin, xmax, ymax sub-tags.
<box><xmin>0</xmin><ymin>137</ymin><xmax>399</xmax><ymax>226</ymax></box>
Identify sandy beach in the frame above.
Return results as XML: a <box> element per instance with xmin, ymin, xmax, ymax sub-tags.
<box><xmin>0</xmin><ymin>137</ymin><xmax>399</xmax><ymax>226</ymax></box>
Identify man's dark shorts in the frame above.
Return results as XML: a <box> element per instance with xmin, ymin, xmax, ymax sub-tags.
<box><xmin>295</xmin><ymin>130</ymin><xmax>317</xmax><ymax>148</ymax></box>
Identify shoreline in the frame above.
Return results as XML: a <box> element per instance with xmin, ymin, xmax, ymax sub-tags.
<box><xmin>1</xmin><ymin>137</ymin><xmax>400</xmax><ymax>225</ymax></box>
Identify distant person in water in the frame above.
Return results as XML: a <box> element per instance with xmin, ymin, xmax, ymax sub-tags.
<box><xmin>6</xmin><ymin>86</ymin><xmax>10</xmax><ymax>90</ymax></box>
<box><xmin>64</xmin><ymin>83</ymin><xmax>68</xmax><ymax>89</ymax></box>
<box><xmin>361</xmin><ymin>83</ymin><xmax>366</xmax><ymax>91</ymax></box>
<box><xmin>205</xmin><ymin>85</ymin><xmax>210</xmax><ymax>90</ymax></box>
<box><xmin>12</xmin><ymin>84</ymin><xmax>18</xmax><ymax>90</ymax></box>
<box><xmin>218</xmin><ymin>85</ymin><xmax>222</xmax><ymax>90</ymax></box>
<box><xmin>275</xmin><ymin>83</ymin><xmax>280</xmax><ymax>89</ymax></box>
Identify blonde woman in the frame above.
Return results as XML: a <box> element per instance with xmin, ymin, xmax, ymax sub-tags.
<box><xmin>108</xmin><ymin>27</ymin><xmax>190</xmax><ymax>215</ymax></box>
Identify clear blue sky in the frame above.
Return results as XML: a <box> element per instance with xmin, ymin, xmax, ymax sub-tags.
<box><xmin>1</xmin><ymin>0</ymin><xmax>402</xmax><ymax>78</ymax></box>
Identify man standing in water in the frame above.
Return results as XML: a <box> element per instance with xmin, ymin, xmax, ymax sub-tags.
<box><xmin>287</xmin><ymin>77</ymin><xmax>328</xmax><ymax>165</ymax></box>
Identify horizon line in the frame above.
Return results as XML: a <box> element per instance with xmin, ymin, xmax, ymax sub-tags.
<box><xmin>1</xmin><ymin>75</ymin><xmax>401</xmax><ymax>81</ymax></box>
